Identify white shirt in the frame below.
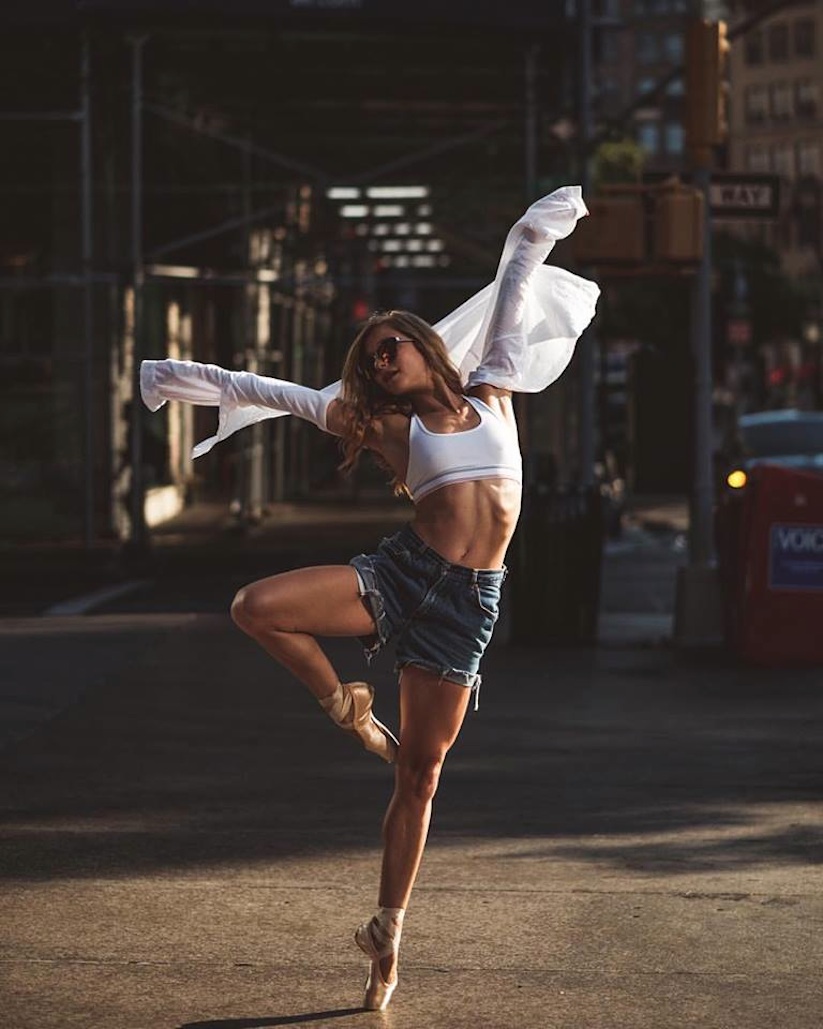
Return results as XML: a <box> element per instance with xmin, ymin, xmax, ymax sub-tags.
<box><xmin>141</xmin><ymin>185</ymin><xmax>600</xmax><ymax>459</ymax></box>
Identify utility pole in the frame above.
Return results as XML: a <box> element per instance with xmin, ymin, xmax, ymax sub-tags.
<box><xmin>674</xmin><ymin>13</ymin><xmax>730</xmax><ymax>645</ymax></box>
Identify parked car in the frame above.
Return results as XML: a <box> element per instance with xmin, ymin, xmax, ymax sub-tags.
<box><xmin>722</xmin><ymin>409</ymin><xmax>823</xmax><ymax>492</ymax></box>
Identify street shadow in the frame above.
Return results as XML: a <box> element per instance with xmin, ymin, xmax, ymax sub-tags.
<box><xmin>179</xmin><ymin>1008</ymin><xmax>365</xmax><ymax>1028</ymax></box>
<box><xmin>1</xmin><ymin>623</ymin><xmax>823</xmax><ymax>881</ymax></box>
<box><xmin>507</xmin><ymin>823</ymin><xmax>823</xmax><ymax>874</ymax></box>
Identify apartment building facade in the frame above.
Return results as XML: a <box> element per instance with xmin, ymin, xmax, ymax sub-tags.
<box><xmin>729</xmin><ymin>0</ymin><xmax>822</xmax><ymax>277</ymax></box>
<box><xmin>594</xmin><ymin>0</ymin><xmax>691</xmax><ymax>173</ymax></box>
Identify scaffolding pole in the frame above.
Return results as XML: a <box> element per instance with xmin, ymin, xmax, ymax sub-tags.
<box><xmin>128</xmin><ymin>35</ymin><xmax>148</xmax><ymax>554</ymax></box>
<box><xmin>577</xmin><ymin>0</ymin><xmax>596</xmax><ymax>487</ymax></box>
<box><xmin>80</xmin><ymin>28</ymin><xmax>95</xmax><ymax>548</ymax></box>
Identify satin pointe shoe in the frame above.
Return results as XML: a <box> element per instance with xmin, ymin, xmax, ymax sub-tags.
<box><xmin>355</xmin><ymin>916</ymin><xmax>399</xmax><ymax>1011</ymax></box>
<box><xmin>319</xmin><ymin>681</ymin><xmax>399</xmax><ymax>764</ymax></box>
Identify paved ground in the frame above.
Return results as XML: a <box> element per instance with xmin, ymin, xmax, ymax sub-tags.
<box><xmin>1</xmin><ymin>498</ymin><xmax>822</xmax><ymax>1028</ymax></box>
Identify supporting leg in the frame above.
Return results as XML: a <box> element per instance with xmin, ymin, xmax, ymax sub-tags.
<box><xmin>358</xmin><ymin>665</ymin><xmax>471</xmax><ymax>1003</ymax></box>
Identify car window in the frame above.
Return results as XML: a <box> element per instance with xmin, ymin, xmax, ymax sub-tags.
<box><xmin>741</xmin><ymin>420</ymin><xmax>823</xmax><ymax>457</ymax></box>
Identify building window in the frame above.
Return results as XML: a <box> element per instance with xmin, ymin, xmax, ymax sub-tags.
<box><xmin>797</xmin><ymin>139</ymin><xmax>821</xmax><ymax>178</ymax></box>
<box><xmin>637</xmin><ymin>121</ymin><xmax>660</xmax><ymax>154</ymax></box>
<box><xmin>769</xmin><ymin>23</ymin><xmax>790</xmax><ymax>62</ymax></box>
<box><xmin>598</xmin><ymin>73</ymin><xmax>621</xmax><ymax>100</ymax></box>
<box><xmin>794</xmin><ymin>18</ymin><xmax>816</xmax><ymax>59</ymax></box>
<box><xmin>745</xmin><ymin>144</ymin><xmax>770</xmax><ymax>173</ymax></box>
<box><xmin>771</xmin><ymin>142</ymin><xmax>794</xmax><ymax>178</ymax></box>
<box><xmin>796</xmin><ymin>182</ymin><xmax>821</xmax><ymax>249</ymax></box>
<box><xmin>795</xmin><ymin>79</ymin><xmax>819</xmax><ymax>120</ymax></box>
<box><xmin>770</xmin><ymin>81</ymin><xmax>793</xmax><ymax>121</ymax></box>
<box><xmin>665</xmin><ymin>75</ymin><xmax>684</xmax><ymax>96</ymax></box>
<box><xmin>636</xmin><ymin>76</ymin><xmax>657</xmax><ymax>98</ymax></box>
<box><xmin>637</xmin><ymin>32</ymin><xmax>659</xmax><ymax>64</ymax></box>
<box><xmin>600</xmin><ymin>30</ymin><xmax>620</xmax><ymax>64</ymax></box>
<box><xmin>663</xmin><ymin>122</ymin><xmax>684</xmax><ymax>155</ymax></box>
<box><xmin>745</xmin><ymin>28</ymin><xmax>764</xmax><ymax>65</ymax></box>
<box><xmin>773</xmin><ymin>23</ymin><xmax>790</xmax><ymax>61</ymax></box>
<box><xmin>597</xmin><ymin>73</ymin><xmax>622</xmax><ymax>114</ymax></box>
<box><xmin>663</xmin><ymin>32</ymin><xmax>683</xmax><ymax>63</ymax></box>
<box><xmin>744</xmin><ymin>84</ymin><xmax>768</xmax><ymax>124</ymax></box>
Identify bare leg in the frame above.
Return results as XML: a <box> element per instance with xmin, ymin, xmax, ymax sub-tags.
<box><xmin>374</xmin><ymin>665</ymin><xmax>471</xmax><ymax>982</ymax></box>
<box><xmin>230</xmin><ymin>565</ymin><xmax>376</xmax><ymax>702</ymax></box>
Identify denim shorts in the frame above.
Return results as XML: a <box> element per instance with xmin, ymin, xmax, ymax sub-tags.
<box><xmin>349</xmin><ymin>524</ymin><xmax>507</xmax><ymax>707</ymax></box>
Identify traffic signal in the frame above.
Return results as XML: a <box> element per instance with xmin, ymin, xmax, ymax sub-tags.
<box><xmin>655</xmin><ymin>186</ymin><xmax>704</xmax><ymax>263</ymax></box>
<box><xmin>571</xmin><ymin>195</ymin><xmax>646</xmax><ymax>265</ymax></box>
<box><xmin>571</xmin><ymin>182</ymin><xmax>704</xmax><ymax>267</ymax></box>
<box><xmin>685</xmin><ymin>19</ymin><xmax>730</xmax><ymax>161</ymax></box>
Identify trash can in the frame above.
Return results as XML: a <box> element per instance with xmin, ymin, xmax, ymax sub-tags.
<box><xmin>719</xmin><ymin>463</ymin><xmax>823</xmax><ymax>664</ymax></box>
<box><xmin>509</xmin><ymin>484</ymin><xmax>604</xmax><ymax>645</ymax></box>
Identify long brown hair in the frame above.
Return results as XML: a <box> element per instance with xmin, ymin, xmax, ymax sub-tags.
<box><xmin>338</xmin><ymin>310</ymin><xmax>464</xmax><ymax>494</ymax></box>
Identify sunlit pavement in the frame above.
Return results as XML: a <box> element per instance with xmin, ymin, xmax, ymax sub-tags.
<box><xmin>1</xmin><ymin>499</ymin><xmax>822</xmax><ymax>1028</ymax></box>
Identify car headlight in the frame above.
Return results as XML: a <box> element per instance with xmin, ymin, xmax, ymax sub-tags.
<box><xmin>726</xmin><ymin>469</ymin><xmax>747</xmax><ymax>489</ymax></box>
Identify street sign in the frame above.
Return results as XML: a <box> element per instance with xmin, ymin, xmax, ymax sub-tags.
<box><xmin>709</xmin><ymin>174</ymin><xmax>780</xmax><ymax>218</ymax></box>
<box><xmin>643</xmin><ymin>172</ymin><xmax>780</xmax><ymax>218</ymax></box>
<box><xmin>770</xmin><ymin>523</ymin><xmax>823</xmax><ymax>592</ymax></box>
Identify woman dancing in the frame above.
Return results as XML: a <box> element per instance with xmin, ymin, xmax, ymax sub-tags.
<box><xmin>141</xmin><ymin>185</ymin><xmax>598</xmax><ymax>1010</ymax></box>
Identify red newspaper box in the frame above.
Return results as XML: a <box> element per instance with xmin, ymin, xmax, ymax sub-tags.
<box><xmin>733</xmin><ymin>464</ymin><xmax>823</xmax><ymax>664</ymax></box>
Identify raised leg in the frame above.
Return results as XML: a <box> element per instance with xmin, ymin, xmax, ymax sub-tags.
<box><xmin>231</xmin><ymin>565</ymin><xmax>396</xmax><ymax>761</ymax></box>
<box><xmin>230</xmin><ymin>565</ymin><xmax>376</xmax><ymax>702</ymax></box>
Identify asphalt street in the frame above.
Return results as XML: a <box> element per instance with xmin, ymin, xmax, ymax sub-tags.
<box><xmin>1</xmin><ymin>500</ymin><xmax>822</xmax><ymax>1028</ymax></box>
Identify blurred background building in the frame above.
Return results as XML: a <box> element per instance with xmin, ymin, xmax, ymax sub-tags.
<box><xmin>725</xmin><ymin>0</ymin><xmax>822</xmax><ymax>418</ymax></box>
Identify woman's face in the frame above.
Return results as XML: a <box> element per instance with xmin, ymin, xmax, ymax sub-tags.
<box><xmin>361</xmin><ymin>324</ymin><xmax>431</xmax><ymax>395</ymax></box>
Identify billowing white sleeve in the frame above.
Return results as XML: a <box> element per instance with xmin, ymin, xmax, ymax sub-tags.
<box><xmin>140</xmin><ymin>359</ymin><xmax>341</xmax><ymax>458</ymax></box>
<box><xmin>139</xmin><ymin>188</ymin><xmax>598</xmax><ymax>459</ymax></box>
<box><xmin>454</xmin><ymin>186</ymin><xmax>600</xmax><ymax>394</ymax></box>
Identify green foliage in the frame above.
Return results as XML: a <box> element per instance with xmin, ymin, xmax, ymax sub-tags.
<box><xmin>592</xmin><ymin>139</ymin><xmax>646</xmax><ymax>190</ymax></box>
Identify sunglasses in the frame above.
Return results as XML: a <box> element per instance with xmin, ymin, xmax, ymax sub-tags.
<box><xmin>364</xmin><ymin>336</ymin><xmax>416</xmax><ymax>372</ymax></box>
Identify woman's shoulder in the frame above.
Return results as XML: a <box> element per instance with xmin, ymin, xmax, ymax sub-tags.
<box><xmin>361</xmin><ymin>411</ymin><xmax>410</xmax><ymax>461</ymax></box>
<box><xmin>467</xmin><ymin>384</ymin><xmax>517</xmax><ymax>430</ymax></box>
<box><xmin>367</xmin><ymin>409</ymin><xmax>410</xmax><ymax>443</ymax></box>
<box><xmin>328</xmin><ymin>399</ymin><xmax>409</xmax><ymax>445</ymax></box>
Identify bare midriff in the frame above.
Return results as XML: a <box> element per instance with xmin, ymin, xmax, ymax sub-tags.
<box><xmin>411</xmin><ymin>476</ymin><xmax>521</xmax><ymax>570</ymax></box>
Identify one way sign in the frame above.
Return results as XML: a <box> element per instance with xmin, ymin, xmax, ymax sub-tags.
<box><xmin>709</xmin><ymin>174</ymin><xmax>780</xmax><ymax>218</ymax></box>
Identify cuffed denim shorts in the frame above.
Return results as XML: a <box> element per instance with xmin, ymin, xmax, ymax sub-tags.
<box><xmin>349</xmin><ymin>524</ymin><xmax>507</xmax><ymax>708</ymax></box>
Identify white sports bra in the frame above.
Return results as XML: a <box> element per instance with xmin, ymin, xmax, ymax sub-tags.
<box><xmin>405</xmin><ymin>395</ymin><xmax>523</xmax><ymax>503</ymax></box>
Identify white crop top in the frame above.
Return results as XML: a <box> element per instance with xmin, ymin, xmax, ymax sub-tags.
<box><xmin>405</xmin><ymin>395</ymin><xmax>523</xmax><ymax>503</ymax></box>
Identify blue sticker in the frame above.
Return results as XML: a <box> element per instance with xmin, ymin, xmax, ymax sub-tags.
<box><xmin>769</xmin><ymin>523</ymin><xmax>823</xmax><ymax>591</ymax></box>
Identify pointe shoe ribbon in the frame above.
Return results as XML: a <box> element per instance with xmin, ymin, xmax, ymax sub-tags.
<box><xmin>319</xmin><ymin>682</ymin><xmax>398</xmax><ymax>764</ymax></box>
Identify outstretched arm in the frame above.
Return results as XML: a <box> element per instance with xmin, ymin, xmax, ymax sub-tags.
<box><xmin>141</xmin><ymin>358</ymin><xmax>341</xmax><ymax>433</ymax></box>
<box><xmin>465</xmin><ymin>186</ymin><xmax>591</xmax><ymax>392</ymax></box>
<box><xmin>140</xmin><ymin>358</ymin><xmax>345</xmax><ymax>458</ymax></box>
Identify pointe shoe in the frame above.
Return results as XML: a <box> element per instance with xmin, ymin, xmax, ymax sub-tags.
<box><xmin>319</xmin><ymin>682</ymin><xmax>399</xmax><ymax>764</ymax></box>
<box><xmin>355</xmin><ymin>918</ymin><xmax>398</xmax><ymax>1011</ymax></box>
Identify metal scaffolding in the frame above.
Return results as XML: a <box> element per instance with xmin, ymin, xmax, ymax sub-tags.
<box><xmin>1</xmin><ymin>5</ymin><xmax>579</xmax><ymax>546</ymax></box>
